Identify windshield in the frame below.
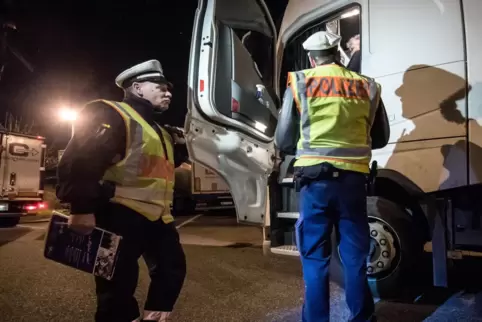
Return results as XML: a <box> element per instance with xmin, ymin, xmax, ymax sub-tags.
<box><xmin>278</xmin><ymin>5</ymin><xmax>361</xmax><ymax>92</ymax></box>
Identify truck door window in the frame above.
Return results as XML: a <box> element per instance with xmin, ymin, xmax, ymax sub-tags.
<box><xmin>214</xmin><ymin>21</ymin><xmax>278</xmax><ymax>136</ymax></box>
<box><xmin>279</xmin><ymin>5</ymin><xmax>361</xmax><ymax>93</ymax></box>
<box><xmin>238</xmin><ymin>30</ymin><xmax>274</xmax><ymax>91</ymax></box>
<box><xmin>187</xmin><ymin>0</ymin><xmax>278</xmax><ymax>224</ymax></box>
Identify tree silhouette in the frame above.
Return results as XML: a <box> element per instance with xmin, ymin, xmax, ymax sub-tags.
<box><xmin>2</xmin><ymin>110</ymin><xmax>36</xmax><ymax>134</ymax></box>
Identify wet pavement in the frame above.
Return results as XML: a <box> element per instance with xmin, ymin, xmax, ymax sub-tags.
<box><xmin>0</xmin><ymin>214</ymin><xmax>481</xmax><ymax>322</ymax></box>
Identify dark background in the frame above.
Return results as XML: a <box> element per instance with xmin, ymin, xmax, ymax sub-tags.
<box><xmin>0</xmin><ymin>0</ymin><xmax>288</xmax><ymax>150</ymax></box>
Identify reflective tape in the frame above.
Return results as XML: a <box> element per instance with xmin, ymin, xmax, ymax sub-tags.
<box><xmin>111</xmin><ymin>101</ymin><xmax>144</xmax><ymax>184</ymax></box>
<box><xmin>366</xmin><ymin>80</ymin><xmax>381</xmax><ymax>145</ymax></box>
<box><xmin>292</xmin><ymin>71</ymin><xmax>312</xmax><ymax>150</ymax></box>
<box><xmin>296</xmin><ymin>146</ymin><xmax>371</xmax><ymax>158</ymax></box>
<box><xmin>114</xmin><ymin>186</ymin><xmax>166</xmax><ymax>201</ymax></box>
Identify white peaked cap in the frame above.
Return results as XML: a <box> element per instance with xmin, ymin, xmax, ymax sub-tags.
<box><xmin>115</xmin><ymin>59</ymin><xmax>166</xmax><ymax>88</ymax></box>
<box><xmin>302</xmin><ymin>31</ymin><xmax>341</xmax><ymax>51</ymax></box>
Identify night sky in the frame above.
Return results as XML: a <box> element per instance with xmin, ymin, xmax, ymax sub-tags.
<box><xmin>0</xmin><ymin>0</ymin><xmax>287</xmax><ymax>149</ymax></box>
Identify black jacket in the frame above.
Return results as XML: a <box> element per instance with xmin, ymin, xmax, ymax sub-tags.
<box><xmin>56</xmin><ymin>94</ymin><xmax>188</xmax><ymax>214</ymax></box>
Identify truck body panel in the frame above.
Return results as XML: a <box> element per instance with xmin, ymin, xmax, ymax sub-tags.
<box><xmin>173</xmin><ymin>161</ymin><xmax>234</xmax><ymax>215</ymax></box>
<box><xmin>191</xmin><ymin>162</ymin><xmax>234</xmax><ymax>211</ymax></box>
<box><xmin>192</xmin><ymin>161</ymin><xmax>230</xmax><ymax>194</ymax></box>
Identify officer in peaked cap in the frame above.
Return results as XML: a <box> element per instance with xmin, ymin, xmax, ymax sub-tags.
<box><xmin>116</xmin><ymin>59</ymin><xmax>173</xmax><ymax>111</ymax></box>
<box><xmin>275</xmin><ymin>30</ymin><xmax>389</xmax><ymax>322</ymax></box>
<box><xmin>302</xmin><ymin>30</ymin><xmax>341</xmax><ymax>51</ymax></box>
<box><xmin>346</xmin><ymin>34</ymin><xmax>361</xmax><ymax>72</ymax></box>
<box><xmin>57</xmin><ymin>59</ymin><xmax>188</xmax><ymax>322</ymax></box>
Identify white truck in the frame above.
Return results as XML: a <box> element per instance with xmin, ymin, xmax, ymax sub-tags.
<box><xmin>191</xmin><ymin>161</ymin><xmax>234</xmax><ymax>211</ymax></box>
<box><xmin>185</xmin><ymin>0</ymin><xmax>482</xmax><ymax>298</ymax></box>
<box><xmin>0</xmin><ymin>131</ymin><xmax>47</xmax><ymax>227</ymax></box>
<box><xmin>173</xmin><ymin>161</ymin><xmax>234</xmax><ymax>215</ymax></box>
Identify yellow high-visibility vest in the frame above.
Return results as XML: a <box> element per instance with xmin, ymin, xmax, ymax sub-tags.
<box><xmin>288</xmin><ymin>64</ymin><xmax>382</xmax><ymax>173</ymax></box>
<box><xmin>93</xmin><ymin>99</ymin><xmax>175</xmax><ymax>224</ymax></box>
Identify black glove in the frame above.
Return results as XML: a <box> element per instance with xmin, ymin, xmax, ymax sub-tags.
<box><xmin>164</xmin><ymin>125</ymin><xmax>185</xmax><ymax>144</ymax></box>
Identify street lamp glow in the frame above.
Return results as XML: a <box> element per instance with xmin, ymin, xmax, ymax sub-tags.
<box><xmin>59</xmin><ymin>108</ymin><xmax>77</xmax><ymax>121</ymax></box>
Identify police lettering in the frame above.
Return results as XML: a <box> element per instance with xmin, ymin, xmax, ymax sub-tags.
<box><xmin>305</xmin><ymin>76</ymin><xmax>370</xmax><ymax>99</ymax></box>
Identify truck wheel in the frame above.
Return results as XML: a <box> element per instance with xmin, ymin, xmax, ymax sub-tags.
<box><xmin>330</xmin><ymin>196</ymin><xmax>424</xmax><ymax>299</ymax></box>
<box><xmin>0</xmin><ymin>217</ymin><xmax>20</xmax><ymax>228</ymax></box>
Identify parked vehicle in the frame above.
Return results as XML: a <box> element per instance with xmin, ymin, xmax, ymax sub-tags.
<box><xmin>173</xmin><ymin>161</ymin><xmax>234</xmax><ymax>215</ymax></box>
<box><xmin>0</xmin><ymin>131</ymin><xmax>47</xmax><ymax>227</ymax></box>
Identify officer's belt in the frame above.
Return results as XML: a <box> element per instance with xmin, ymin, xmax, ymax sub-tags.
<box><xmin>293</xmin><ymin>162</ymin><xmax>366</xmax><ymax>191</ymax></box>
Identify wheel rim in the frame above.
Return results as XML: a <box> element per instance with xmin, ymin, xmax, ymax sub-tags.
<box><xmin>366</xmin><ymin>217</ymin><xmax>401</xmax><ymax>279</ymax></box>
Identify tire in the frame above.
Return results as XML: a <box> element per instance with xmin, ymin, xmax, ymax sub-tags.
<box><xmin>0</xmin><ymin>217</ymin><xmax>20</xmax><ymax>228</ymax></box>
<box><xmin>330</xmin><ymin>196</ymin><xmax>425</xmax><ymax>299</ymax></box>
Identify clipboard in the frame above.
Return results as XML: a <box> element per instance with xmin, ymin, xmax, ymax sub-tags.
<box><xmin>43</xmin><ymin>211</ymin><xmax>123</xmax><ymax>280</ymax></box>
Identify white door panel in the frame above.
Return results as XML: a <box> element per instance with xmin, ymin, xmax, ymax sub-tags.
<box><xmin>186</xmin><ymin>118</ymin><xmax>274</xmax><ymax>223</ymax></box>
<box><xmin>186</xmin><ymin>0</ymin><xmax>278</xmax><ymax>224</ymax></box>
<box><xmin>364</xmin><ymin>0</ymin><xmax>465</xmax><ymax>78</ymax></box>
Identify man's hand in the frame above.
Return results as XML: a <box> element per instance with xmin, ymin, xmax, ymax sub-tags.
<box><xmin>164</xmin><ymin>125</ymin><xmax>186</xmax><ymax>144</ymax></box>
<box><xmin>172</xmin><ymin>133</ymin><xmax>186</xmax><ymax>145</ymax></box>
<box><xmin>68</xmin><ymin>214</ymin><xmax>96</xmax><ymax>235</ymax></box>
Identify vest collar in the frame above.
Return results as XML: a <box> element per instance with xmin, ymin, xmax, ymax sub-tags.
<box><xmin>123</xmin><ymin>94</ymin><xmax>155</xmax><ymax>123</ymax></box>
<box><xmin>315</xmin><ymin>61</ymin><xmax>345</xmax><ymax>69</ymax></box>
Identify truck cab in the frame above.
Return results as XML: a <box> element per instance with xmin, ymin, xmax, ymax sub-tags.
<box><xmin>185</xmin><ymin>0</ymin><xmax>482</xmax><ymax>299</ymax></box>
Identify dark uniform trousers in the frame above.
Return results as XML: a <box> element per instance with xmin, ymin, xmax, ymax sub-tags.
<box><xmin>94</xmin><ymin>202</ymin><xmax>186</xmax><ymax>322</ymax></box>
<box><xmin>295</xmin><ymin>163</ymin><xmax>375</xmax><ymax>322</ymax></box>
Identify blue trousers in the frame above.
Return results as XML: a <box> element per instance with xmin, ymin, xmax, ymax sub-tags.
<box><xmin>295</xmin><ymin>167</ymin><xmax>374</xmax><ymax>322</ymax></box>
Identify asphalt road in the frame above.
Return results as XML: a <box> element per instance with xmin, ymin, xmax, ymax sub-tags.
<box><xmin>0</xmin><ymin>215</ymin><xmax>481</xmax><ymax>322</ymax></box>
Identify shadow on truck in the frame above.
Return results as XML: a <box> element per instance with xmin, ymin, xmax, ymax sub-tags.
<box><xmin>369</xmin><ymin>66</ymin><xmax>482</xmax><ymax>298</ymax></box>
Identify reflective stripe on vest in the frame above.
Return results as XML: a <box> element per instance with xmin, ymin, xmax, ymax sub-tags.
<box><xmin>288</xmin><ymin>64</ymin><xmax>381</xmax><ymax>173</ymax></box>
<box><xmin>94</xmin><ymin>100</ymin><xmax>175</xmax><ymax>224</ymax></box>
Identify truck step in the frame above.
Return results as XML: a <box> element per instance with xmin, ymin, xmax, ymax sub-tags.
<box><xmin>271</xmin><ymin>245</ymin><xmax>300</xmax><ymax>257</ymax></box>
<box><xmin>277</xmin><ymin>212</ymin><xmax>299</xmax><ymax>219</ymax></box>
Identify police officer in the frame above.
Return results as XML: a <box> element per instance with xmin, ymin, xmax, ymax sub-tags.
<box><xmin>57</xmin><ymin>59</ymin><xmax>187</xmax><ymax>322</ymax></box>
<box><xmin>274</xmin><ymin>31</ymin><xmax>390</xmax><ymax>322</ymax></box>
<box><xmin>347</xmin><ymin>34</ymin><xmax>361</xmax><ymax>73</ymax></box>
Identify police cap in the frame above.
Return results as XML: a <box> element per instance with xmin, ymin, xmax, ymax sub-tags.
<box><xmin>115</xmin><ymin>59</ymin><xmax>168</xmax><ymax>89</ymax></box>
<box><xmin>302</xmin><ymin>31</ymin><xmax>341</xmax><ymax>51</ymax></box>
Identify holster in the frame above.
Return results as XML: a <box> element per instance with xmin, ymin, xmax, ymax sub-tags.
<box><xmin>293</xmin><ymin>162</ymin><xmax>341</xmax><ymax>192</ymax></box>
<box><xmin>100</xmin><ymin>181</ymin><xmax>116</xmax><ymax>200</ymax></box>
<box><xmin>367</xmin><ymin>161</ymin><xmax>378</xmax><ymax>195</ymax></box>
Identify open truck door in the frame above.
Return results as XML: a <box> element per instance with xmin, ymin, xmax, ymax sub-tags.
<box><xmin>185</xmin><ymin>0</ymin><xmax>279</xmax><ymax>224</ymax></box>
